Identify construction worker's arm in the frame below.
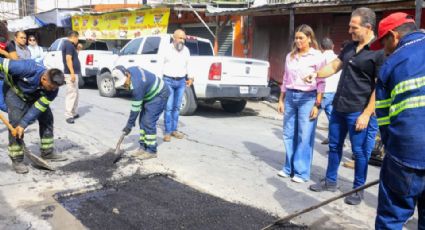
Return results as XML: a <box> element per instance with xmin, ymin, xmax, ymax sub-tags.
<box><xmin>6</xmin><ymin>42</ymin><xmax>18</xmax><ymax>60</ymax></box>
<box><xmin>123</xmin><ymin>81</ymin><xmax>148</xmax><ymax>135</ymax></box>
<box><xmin>19</xmin><ymin>90</ymin><xmax>58</xmax><ymax>130</ymax></box>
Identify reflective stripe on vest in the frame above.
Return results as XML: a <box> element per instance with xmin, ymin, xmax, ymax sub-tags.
<box><xmin>2</xmin><ymin>59</ymin><xmax>26</xmax><ymax>101</ymax></box>
<box><xmin>389</xmin><ymin>95</ymin><xmax>425</xmax><ymax>118</ymax></box>
<box><xmin>391</xmin><ymin>76</ymin><xmax>425</xmax><ymax>103</ymax></box>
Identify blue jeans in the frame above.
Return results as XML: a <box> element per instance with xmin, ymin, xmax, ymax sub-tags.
<box><xmin>140</xmin><ymin>88</ymin><xmax>169</xmax><ymax>153</ymax></box>
<box><xmin>376</xmin><ymin>155</ymin><xmax>425</xmax><ymax>229</ymax></box>
<box><xmin>282</xmin><ymin>90</ymin><xmax>318</xmax><ymax>181</ymax></box>
<box><xmin>0</xmin><ymin>79</ymin><xmax>7</xmax><ymax>112</ymax></box>
<box><xmin>325</xmin><ymin>110</ymin><xmax>378</xmax><ymax>188</ymax></box>
<box><xmin>321</xmin><ymin>93</ymin><xmax>335</xmax><ymax>121</ymax></box>
<box><xmin>163</xmin><ymin>77</ymin><xmax>186</xmax><ymax>134</ymax></box>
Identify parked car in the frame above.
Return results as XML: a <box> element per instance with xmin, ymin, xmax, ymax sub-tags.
<box><xmin>43</xmin><ymin>38</ymin><xmax>117</xmax><ymax>88</ymax></box>
<box><xmin>97</xmin><ymin>34</ymin><xmax>270</xmax><ymax>115</ymax></box>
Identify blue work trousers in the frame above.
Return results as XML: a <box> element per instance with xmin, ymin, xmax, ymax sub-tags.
<box><xmin>376</xmin><ymin>155</ymin><xmax>425</xmax><ymax>230</ymax></box>
<box><xmin>139</xmin><ymin>88</ymin><xmax>169</xmax><ymax>153</ymax></box>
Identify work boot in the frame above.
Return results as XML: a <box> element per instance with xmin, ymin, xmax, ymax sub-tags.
<box><xmin>41</xmin><ymin>150</ymin><xmax>68</xmax><ymax>162</ymax></box>
<box><xmin>171</xmin><ymin>131</ymin><xmax>184</xmax><ymax>139</ymax></box>
<box><xmin>309</xmin><ymin>179</ymin><xmax>338</xmax><ymax>192</ymax></box>
<box><xmin>163</xmin><ymin>135</ymin><xmax>171</xmax><ymax>142</ymax></box>
<box><xmin>66</xmin><ymin>118</ymin><xmax>75</xmax><ymax>124</ymax></box>
<box><xmin>132</xmin><ymin>149</ymin><xmax>157</xmax><ymax>160</ymax></box>
<box><xmin>344</xmin><ymin>191</ymin><xmax>364</xmax><ymax>205</ymax></box>
<box><xmin>11</xmin><ymin>159</ymin><xmax>28</xmax><ymax>174</ymax></box>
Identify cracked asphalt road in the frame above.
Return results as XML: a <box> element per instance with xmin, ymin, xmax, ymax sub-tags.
<box><xmin>0</xmin><ymin>88</ymin><xmax>417</xmax><ymax>229</ymax></box>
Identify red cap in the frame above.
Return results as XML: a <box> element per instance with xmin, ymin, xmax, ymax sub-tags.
<box><xmin>370</xmin><ymin>12</ymin><xmax>415</xmax><ymax>50</ymax></box>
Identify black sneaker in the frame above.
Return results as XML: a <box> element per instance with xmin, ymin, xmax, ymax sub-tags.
<box><xmin>66</xmin><ymin>118</ymin><xmax>75</xmax><ymax>124</ymax></box>
<box><xmin>41</xmin><ymin>151</ymin><xmax>68</xmax><ymax>162</ymax></box>
<box><xmin>344</xmin><ymin>191</ymin><xmax>364</xmax><ymax>205</ymax></box>
<box><xmin>11</xmin><ymin>159</ymin><xmax>29</xmax><ymax>174</ymax></box>
<box><xmin>309</xmin><ymin>179</ymin><xmax>338</xmax><ymax>192</ymax></box>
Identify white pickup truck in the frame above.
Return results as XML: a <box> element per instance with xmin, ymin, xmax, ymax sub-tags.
<box><xmin>97</xmin><ymin>34</ymin><xmax>270</xmax><ymax>115</ymax></box>
<box><xmin>43</xmin><ymin>38</ymin><xmax>117</xmax><ymax>88</ymax></box>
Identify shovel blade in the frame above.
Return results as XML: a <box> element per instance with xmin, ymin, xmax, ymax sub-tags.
<box><xmin>23</xmin><ymin>146</ymin><xmax>55</xmax><ymax>171</ymax></box>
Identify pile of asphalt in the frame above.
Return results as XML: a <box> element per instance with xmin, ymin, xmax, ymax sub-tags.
<box><xmin>56</xmin><ymin>174</ymin><xmax>307</xmax><ymax>229</ymax></box>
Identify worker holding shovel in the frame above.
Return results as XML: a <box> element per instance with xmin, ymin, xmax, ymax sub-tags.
<box><xmin>113</xmin><ymin>65</ymin><xmax>169</xmax><ymax>160</ymax></box>
<box><xmin>0</xmin><ymin>57</ymin><xmax>66</xmax><ymax>173</ymax></box>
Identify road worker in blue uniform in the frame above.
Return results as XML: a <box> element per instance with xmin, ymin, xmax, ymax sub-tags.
<box><xmin>114</xmin><ymin>65</ymin><xmax>169</xmax><ymax>160</ymax></box>
<box><xmin>370</xmin><ymin>13</ymin><xmax>425</xmax><ymax>229</ymax></box>
<box><xmin>1</xmin><ymin>57</ymin><xmax>67</xmax><ymax>174</ymax></box>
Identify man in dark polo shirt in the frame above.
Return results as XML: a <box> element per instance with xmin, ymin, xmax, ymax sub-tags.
<box><xmin>62</xmin><ymin>30</ymin><xmax>81</xmax><ymax>124</ymax></box>
<box><xmin>304</xmin><ymin>7</ymin><xmax>384</xmax><ymax>205</ymax></box>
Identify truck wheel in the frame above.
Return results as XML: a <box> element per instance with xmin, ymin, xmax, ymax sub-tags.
<box><xmin>78</xmin><ymin>75</ymin><xmax>85</xmax><ymax>88</ymax></box>
<box><xmin>97</xmin><ymin>72</ymin><xmax>116</xmax><ymax>97</ymax></box>
<box><xmin>220</xmin><ymin>99</ymin><xmax>247</xmax><ymax>113</ymax></box>
<box><xmin>180</xmin><ymin>87</ymin><xmax>197</xmax><ymax>116</ymax></box>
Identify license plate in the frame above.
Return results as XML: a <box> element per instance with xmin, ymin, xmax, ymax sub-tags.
<box><xmin>240</xmin><ymin>86</ymin><xmax>249</xmax><ymax>94</ymax></box>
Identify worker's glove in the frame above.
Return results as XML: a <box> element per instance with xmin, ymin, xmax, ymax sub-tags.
<box><xmin>122</xmin><ymin>126</ymin><xmax>131</xmax><ymax>136</ymax></box>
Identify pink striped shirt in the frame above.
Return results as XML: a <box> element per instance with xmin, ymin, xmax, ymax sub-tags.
<box><xmin>280</xmin><ymin>48</ymin><xmax>326</xmax><ymax>93</ymax></box>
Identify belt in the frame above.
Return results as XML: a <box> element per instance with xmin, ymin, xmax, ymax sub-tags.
<box><xmin>163</xmin><ymin>75</ymin><xmax>185</xmax><ymax>80</ymax></box>
<box><xmin>287</xmin><ymin>88</ymin><xmax>316</xmax><ymax>93</ymax></box>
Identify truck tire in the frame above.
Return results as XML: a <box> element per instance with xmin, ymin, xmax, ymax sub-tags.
<box><xmin>78</xmin><ymin>75</ymin><xmax>85</xmax><ymax>88</ymax></box>
<box><xmin>180</xmin><ymin>87</ymin><xmax>197</xmax><ymax>116</ymax></box>
<box><xmin>97</xmin><ymin>72</ymin><xmax>116</xmax><ymax>97</ymax></box>
<box><xmin>220</xmin><ymin>99</ymin><xmax>247</xmax><ymax>113</ymax></box>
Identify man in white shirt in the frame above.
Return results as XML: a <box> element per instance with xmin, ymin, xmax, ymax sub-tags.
<box><xmin>320</xmin><ymin>38</ymin><xmax>341</xmax><ymax>144</ymax></box>
<box><xmin>162</xmin><ymin>29</ymin><xmax>193</xmax><ymax>142</ymax></box>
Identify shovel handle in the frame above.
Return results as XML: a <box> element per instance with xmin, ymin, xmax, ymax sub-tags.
<box><xmin>0</xmin><ymin>113</ymin><xmax>15</xmax><ymax>133</ymax></box>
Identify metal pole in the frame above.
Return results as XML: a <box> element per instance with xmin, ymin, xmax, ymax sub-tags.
<box><xmin>186</xmin><ymin>3</ymin><xmax>216</xmax><ymax>39</ymax></box>
<box><xmin>416</xmin><ymin>0</ymin><xmax>423</xmax><ymax>28</ymax></box>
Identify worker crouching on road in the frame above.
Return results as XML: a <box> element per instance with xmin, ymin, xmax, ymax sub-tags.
<box><xmin>114</xmin><ymin>65</ymin><xmax>169</xmax><ymax>160</ymax></box>
<box><xmin>1</xmin><ymin>57</ymin><xmax>67</xmax><ymax>174</ymax></box>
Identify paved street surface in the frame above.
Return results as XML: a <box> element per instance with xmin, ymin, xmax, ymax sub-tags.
<box><xmin>0</xmin><ymin>88</ymin><xmax>417</xmax><ymax>229</ymax></box>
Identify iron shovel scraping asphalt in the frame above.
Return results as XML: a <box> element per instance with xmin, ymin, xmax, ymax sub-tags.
<box><xmin>112</xmin><ymin>132</ymin><xmax>126</xmax><ymax>164</ymax></box>
<box><xmin>0</xmin><ymin>113</ymin><xmax>54</xmax><ymax>171</ymax></box>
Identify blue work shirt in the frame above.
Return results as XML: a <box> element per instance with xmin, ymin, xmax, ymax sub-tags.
<box><xmin>125</xmin><ymin>66</ymin><xmax>165</xmax><ymax>129</ymax></box>
<box><xmin>0</xmin><ymin>57</ymin><xmax>58</xmax><ymax>128</ymax></box>
<box><xmin>375</xmin><ymin>31</ymin><xmax>425</xmax><ymax>169</ymax></box>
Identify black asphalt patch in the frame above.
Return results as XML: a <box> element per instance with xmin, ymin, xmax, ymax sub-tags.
<box><xmin>56</xmin><ymin>174</ymin><xmax>307</xmax><ymax>229</ymax></box>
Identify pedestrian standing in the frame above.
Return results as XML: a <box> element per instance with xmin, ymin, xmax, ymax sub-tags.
<box><xmin>305</xmin><ymin>7</ymin><xmax>383</xmax><ymax>205</ymax></box>
<box><xmin>1</xmin><ymin>57</ymin><xmax>67</xmax><ymax>173</ymax></box>
<box><xmin>162</xmin><ymin>29</ymin><xmax>193</xmax><ymax>142</ymax></box>
<box><xmin>116</xmin><ymin>65</ymin><xmax>169</xmax><ymax>159</ymax></box>
<box><xmin>62</xmin><ymin>31</ymin><xmax>81</xmax><ymax>124</ymax></box>
<box><xmin>276</xmin><ymin>24</ymin><xmax>326</xmax><ymax>183</ymax></box>
<box><xmin>27</xmin><ymin>35</ymin><xmax>44</xmax><ymax>63</ymax></box>
<box><xmin>319</xmin><ymin>37</ymin><xmax>341</xmax><ymax>144</ymax></box>
<box><xmin>6</xmin><ymin>31</ymin><xmax>31</xmax><ymax>60</ymax></box>
<box><xmin>370</xmin><ymin>13</ymin><xmax>425</xmax><ymax>229</ymax></box>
